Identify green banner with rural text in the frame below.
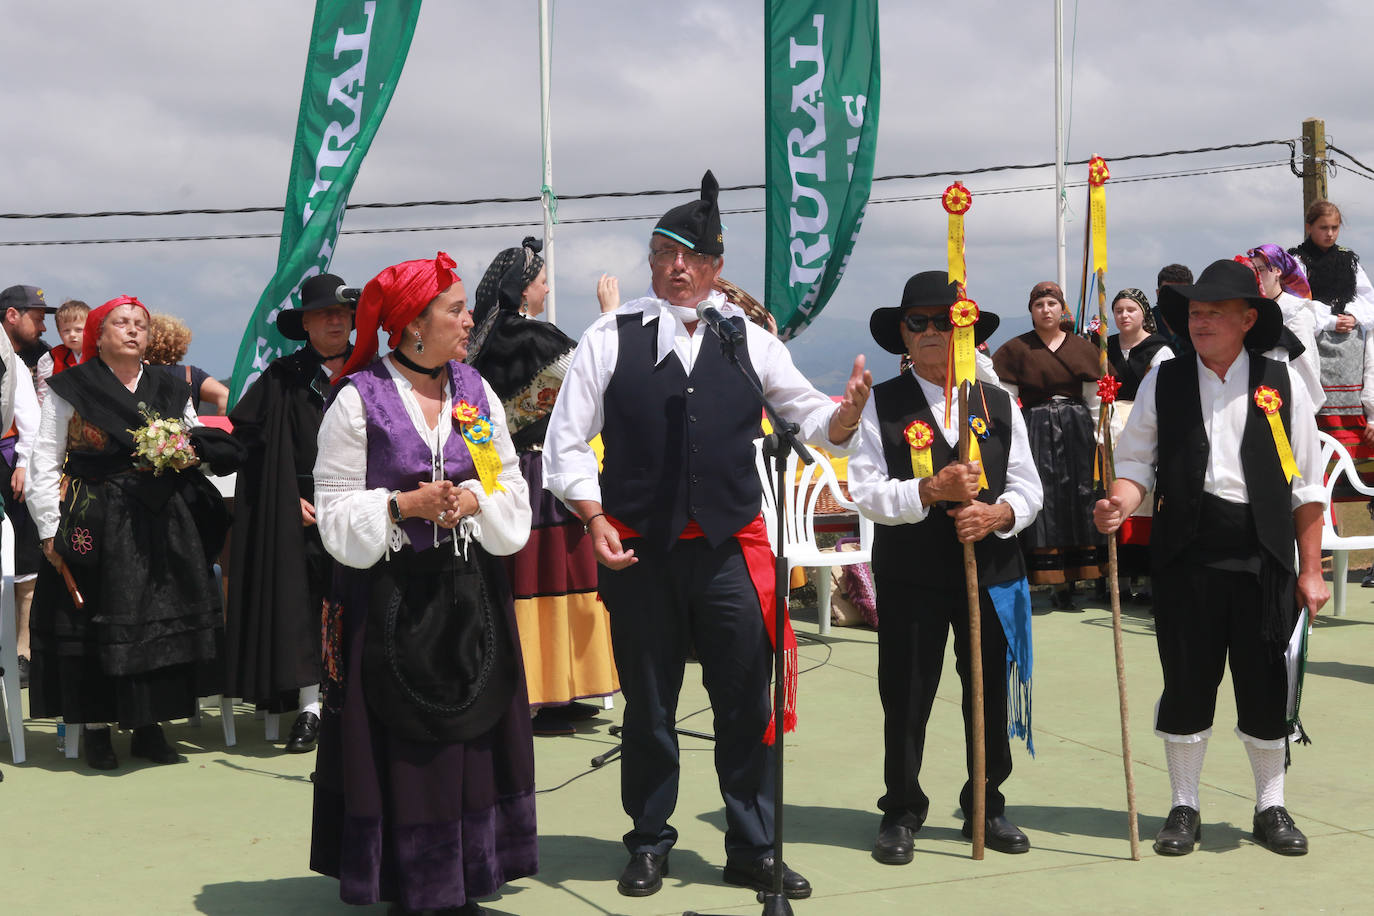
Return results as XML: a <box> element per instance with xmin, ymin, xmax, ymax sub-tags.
<box><xmin>229</xmin><ymin>0</ymin><xmax>422</xmax><ymax>403</ymax></box>
<box><xmin>764</xmin><ymin>0</ymin><xmax>880</xmax><ymax>341</ymax></box>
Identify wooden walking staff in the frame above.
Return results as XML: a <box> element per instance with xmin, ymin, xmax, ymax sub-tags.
<box><xmin>1087</xmin><ymin>155</ymin><xmax>1141</xmax><ymax>860</ymax></box>
<box><xmin>943</xmin><ymin>181</ymin><xmax>987</xmax><ymax>859</ymax></box>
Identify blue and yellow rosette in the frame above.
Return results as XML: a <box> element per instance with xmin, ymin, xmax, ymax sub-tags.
<box><xmin>967</xmin><ymin>414</ymin><xmax>990</xmax><ymax>490</ymax></box>
<box><xmin>1253</xmin><ymin>385</ymin><xmax>1300</xmax><ymax>483</ymax></box>
<box><xmin>905</xmin><ymin>420</ymin><xmax>935</xmax><ymax>479</ymax></box>
<box><xmin>452</xmin><ymin>400</ymin><xmax>506</xmax><ymax>495</ymax></box>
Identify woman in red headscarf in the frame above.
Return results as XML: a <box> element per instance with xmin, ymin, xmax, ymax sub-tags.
<box><xmin>308</xmin><ymin>253</ymin><xmax>536</xmax><ymax>915</ymax></box>
<box><xmin>26</xmin><ymin>296</ymin><xmax>239</xmax><ymax>770</ymax></box>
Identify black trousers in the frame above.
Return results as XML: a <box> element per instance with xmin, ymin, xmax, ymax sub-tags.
<box><xmin>1153</xmin><ymin>563</ymin><xmax>1290</xmax><ymax>741</ymax></box>
<box><xmin>875</xmin><ymin>576</ymin><xmax>1013</xmax><ymax>828</ymax></box>
<box><xmin>598</xmin><ymin>536</ymin><xmax>775</xmax><ymax>860</ymax></box>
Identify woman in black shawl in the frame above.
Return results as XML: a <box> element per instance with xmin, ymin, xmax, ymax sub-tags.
<box><xmin>467</xmin><ymin>237</ymin><xmax>618</xmax><ymax>735</ymax></box>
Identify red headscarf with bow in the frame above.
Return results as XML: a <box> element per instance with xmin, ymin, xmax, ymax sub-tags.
<box><xmin>82</xmin><ymin>295</ymin><xmax>150</xmax><ymax>363</ymax></box>
<box><xmin>335</xmin><ymin>252</ymin><xmax>461</xmax><ymax>382</ymax></box>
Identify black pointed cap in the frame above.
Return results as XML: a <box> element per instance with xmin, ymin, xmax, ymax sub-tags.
<box><xmin>653</xmin><ymin>170</ymin><xmax>724</xmax><ymax>255</ymax></box>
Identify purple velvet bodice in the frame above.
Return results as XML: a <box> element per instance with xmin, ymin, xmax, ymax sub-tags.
<box><xmin>349</xmin><ymin>358</ymin><xmax>489</xmax><ymax>551</ymax></box>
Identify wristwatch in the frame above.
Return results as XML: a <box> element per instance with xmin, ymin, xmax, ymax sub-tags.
<box><xmin>387</xmin><ymin>490</ymin><xmax>404</xmax><ymax>524</ymax></box>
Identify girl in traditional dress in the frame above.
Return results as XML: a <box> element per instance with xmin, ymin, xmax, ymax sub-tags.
<box><xmin>992</xmin><ymin>281</ymin><xmax>1103</xmax><ymax>609</ymax></box>
<box><xmin>309</xmin><ymin>253</ymin><xmax>535</xmax><ymax>915</ymax></box>
<box><xmin>467</xmin><ymin>237</ymin><xmax>618</xmax><ymax>736</ymax></box>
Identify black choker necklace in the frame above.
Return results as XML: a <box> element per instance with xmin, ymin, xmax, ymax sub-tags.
<box><xmin>393</xmin><ymin>349</ymin><xmax>444</xmax><ymax>378</ymax></box>
<box><xmin>312</xmin><ymin>345</ymin><xmax>348</xmax><ymax>361</ymax></box>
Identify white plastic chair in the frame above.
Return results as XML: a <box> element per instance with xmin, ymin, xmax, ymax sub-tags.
<box><xmin>1</xmin><ymin>515</ymin><xmax>26</xmax><ymax>763</ymax></box>
<box><xmin>756</xmin><ymin>440</ymin><xmax>874</xmax><ymax>635</ymax></box>
<box><xmin>1317</xmin><ymin>431</ymin><xmax>1374</xmax><ymax>618</ymax></box>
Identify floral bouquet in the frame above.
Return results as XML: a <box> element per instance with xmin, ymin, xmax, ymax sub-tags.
<box><xmin>128</xmin><ymin>403</ymin><xmax>197</xmax><ymax>475</ymax></box>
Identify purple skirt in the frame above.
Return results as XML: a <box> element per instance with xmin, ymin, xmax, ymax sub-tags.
<box><xmin>309</xmin><ymin>551</ymin><xmax>538</xmax><ymax>910</ymax></box>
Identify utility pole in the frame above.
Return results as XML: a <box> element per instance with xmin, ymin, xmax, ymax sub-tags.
<box><xmin>1302</xmin><ymin>117</ymin><xmax>1327</xmax><ymax>224</ymax></box>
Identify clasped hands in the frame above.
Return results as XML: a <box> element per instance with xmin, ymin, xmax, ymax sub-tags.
<box><xmin>919</xmin><ymin>461</ymin><xmax>1007</xmax><ymax>543</ymax></box>
<box><xmin>400</xmin><ymin>479</ymin><xmax>478</xmax><ymax>529</ymax></box>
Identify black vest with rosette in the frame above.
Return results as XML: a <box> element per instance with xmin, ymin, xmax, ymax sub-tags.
<box><xmin>600</xmin><ymin>313</ymin><xmax>763</xmax><ymax>551</ymax></box>
<box><xmin>1108</xmin><ymin>334</ymin><xmax>1169</xmax><ymax>402</ymax></box>
<box><xmin>870</xmin><ymin>373</ymin><xmax>1024</xmax><ymax>587</ymax></box>
<box><xmin>1151</xmin><ymin>355</ymin><xmax>1295</xmax><ymax>573</ymax></box>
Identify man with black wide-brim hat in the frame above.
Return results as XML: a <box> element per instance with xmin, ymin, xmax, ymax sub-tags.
<box><xmin>849</xmin><ymin>271</ymin><xmax>1042</xmax><ymax>864</ymax></box>
<box><xmin>545</xmin><ymin>171</ymin><xmax>873</xmax><ymax>900</ymax></box>
<box><xmin>1096</xmin><ymin>258</ymin><xmax>1327</xmax><ymax>857</ymax></box>
<box><xmin>226</xmin><ymin>273</ymin><xmax>354</xmax><ymax>754</ymax></box>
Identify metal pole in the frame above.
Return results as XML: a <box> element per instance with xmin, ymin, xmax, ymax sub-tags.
<box><xmin>1054</xmin><ymin>0</ymin><xmax>1067</xmax><ymax>291</ymax></box>
<box><xmin>538</xmin><ymin>0</ymin><xmax>557</xmax><ymax>324</ymax></box>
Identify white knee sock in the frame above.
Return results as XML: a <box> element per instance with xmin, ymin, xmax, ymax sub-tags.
<box><xmin>1244</xmin><ymin>741</ymin><xmax>1286</xmax><ymax>812</ymax></box>
<box><xmin>1164</xmin><ymin>737</ymin><xmax>1207</xmax><ymax>811</ymax></box>
<box><xmin>299</xmin><ymin>684</ymin><xmax>321</xmax><ymax>717</ymax></box>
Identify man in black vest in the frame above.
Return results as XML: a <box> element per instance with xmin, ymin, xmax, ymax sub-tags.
<box><xmin>1095</xmin><ymin>259</ymin><xmax>1327</xmax><ymax>857</ymax></box>
<box><xmin>849</xmin><ymin>272</ymin><xmax>1042</xmax><ymax>864</ymax></box>
<box><xmin>544</xmin><ymin>171</ymin><xmax>872</xmax><ymax>900</ymax></box>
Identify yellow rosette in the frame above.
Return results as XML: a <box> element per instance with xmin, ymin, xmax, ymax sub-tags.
<box><xmin>452</xmin><ymin>400</ymin><xmax>506</xmax><ymax>495</ymax></box>
<box><xmin>904</xmin><ymin>420</ymin><xmax>935</xmax><ymax>479</ymax></box>
<box><xmin>949</xmin><ymin>299</ymin><xmax>979</xmax><ymax>387</ymax></box>
<box><xmin>1088</xmin><ymin>156</ymin><xmax>1110</xmax><ymax>273</ymax></box>
<box><xmin>1253</xmin><ymin>386</ymin><xmax>1300</xmax><ymax>483</ymax></box>
<box><xmin>942</xmin><ymin>182</ymin><xmax>973</xmax><ymax>287</ymax></box>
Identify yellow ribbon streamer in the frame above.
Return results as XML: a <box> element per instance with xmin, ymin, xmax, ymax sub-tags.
<box><xmin>905</xmin><ymin>421</ymin><xmax>934</xmax><ymax>479</ymax></box>
<box><xmin>942</xmin><ymin>183</ymin><xmax>972</xmax><ymax>287</ymax></box>
<box><xmin>1088</xmin><ymin>156</ymin><xmax>1110</xmax><ymax>274</ymax></box>
<box><xmin>950</xmin><ymin>299</ymin><xmax>979</xmax><ymax>387</ymax></box>
<box><xmin>967</xmin><ymin>415</ymin><xmax>990</xmax><ymax>490</ymax></box>
<box><xmin>453</xmin><ymin>402</ymin><xmax>507</xmax><ymax>496</ymax></box>
<box><xmin>1254</xmin><ymin>386</ymin><xmax>1301</xmax><ymax>483</ymax></box>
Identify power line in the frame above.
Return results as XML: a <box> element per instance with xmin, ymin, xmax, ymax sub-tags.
<box><xmin>0</xmin><ymin>139</ymin><xmax>1301</xmax><ymax>222</ymax></box>
<box><xmin>0</xmin><ymin>160</ymin><xmax>1294</xmax><ymax>249</ymax></box>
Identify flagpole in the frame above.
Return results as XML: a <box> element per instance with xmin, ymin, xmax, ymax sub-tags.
<box><xmin>538</xmin><ymin>0</ymin><xmax>557</xmax><ymax>324</ymax></box>
<box><xmin>1054</xmin><ymin>0</ymin><xmax>1067</xmax><ymax>291</ymax></box>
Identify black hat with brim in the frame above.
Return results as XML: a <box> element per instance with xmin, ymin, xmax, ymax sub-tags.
<box><xmin>1157</xmin><ymin>258</ymin><xmax>1284</xmax><ymax>352</ymax></box>
<box><xmin>277</xmin><ymin>273</ymin><xmax>351</xmax><ymax>341</ymax></box>
<box><xmin>869</xmin><ymin>270</ymin><xmax>1000</xmax><ymax>355</ymax></box>
<box><xmin>653</xmin><ymin>170</ymin><xmax>724</xmax><ymax>256</ymax></box>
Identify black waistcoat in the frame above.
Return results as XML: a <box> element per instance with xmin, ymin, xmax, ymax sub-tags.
<box><xmin>1108</xmin><ymin>334</ymin><xmax>1169</xmax><ymax>401</ymax></box>
<box><xmin>47</xmin><ymin>358</ymin><xmax>192</xmax><ymax>477</ymax></box>
<box><xmin>870</xmin><ymin>372</ymin><xmax>1024</xmax><ymax>587</ymax></box>
<box><xmin>1151</xmin><ymin>354</ymin><xmax>1295</xmax><ymax>573</ymax></box>
<box><xmin>600</xmin><ymin>314</ymin><xmax>763</xmax><ymax>551</ymax></box>
<box><xmin>1291</xmin><ymin>240</ymin><xmax>1359</xmax><ymax>311</ymax></box>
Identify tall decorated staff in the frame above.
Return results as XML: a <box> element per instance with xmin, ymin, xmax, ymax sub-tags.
<box><xmin>943</xmin><ymin>180</ymin><xmax>989</xmax><ymax>860</ymax></box>
<box><xmin>1086</xmin><ymin>155</ymin><xmax>1142</xmax><ymax>861</ymax></box>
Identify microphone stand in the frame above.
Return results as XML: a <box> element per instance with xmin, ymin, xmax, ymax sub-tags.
<box><xmin>686</xmin><ymin>326</ymin><xmax>812</xmax><ymax>916</ymax></box>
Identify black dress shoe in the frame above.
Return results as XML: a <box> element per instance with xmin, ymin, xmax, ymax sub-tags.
<box><xmin>961</xmin><ymin>815</ymin><xmax>1030</xmax><ymax>854</ymax></box>
<box><xmin>285</xmin><ymin>711</ymin><xmax>321</xmax><ymax>753</ymax></box>
<box><xmin>617</xmin><ymin>852</ymin><xmax>668</xmax><ymax>897</ymax></box>
<box><xmin>872</xmin><ymin>822</ymin><xmax>915</xmax><ymax>865</ymax></box>
<box><xmin>723</xmin><ymin>855</ymin><xmax>812</xmax><ymax>899</ymax></box>
<box><xmin>560</xmin><ymin>700</ymin><xmax>603</xmax><ymax>721</ymax></box>
<box><xmin>1050</xmin><ymin>590</ymin><xmax>1078</xmax><ymax>611</ymax></box>
<box><xmin>1153</xmin><ymin>805</ymin><xmax>1201</xmax><ymax>856</ymax></box>
<box><xmin>530</xmin><ymin>707</ymin><xmax>576</xmax><ymax>737</ymax></box>
<box><xmin>1253</xmin><ymin>806</ymin><xmax>1308</xmax><ymax>856</ymax></box>
<box><xmin>130</xmin><ymin>724</ymin><xmax>184</xmax><ymax>764</ymax></box>
<box><xmin>84</xmin><ymin>727</ymin><xmax>118</xmax><ymax>771</ymax></box>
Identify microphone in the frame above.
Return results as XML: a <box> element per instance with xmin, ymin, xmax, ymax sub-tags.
<box><xmin>695</xmin><ymin>300</ymin><xmax>744</xmax><ymax>345</ymax></box>
<box><xmin>335</xmin><ymin>285</ymin><xmax>362</xmax><ymax>305</ymax></box>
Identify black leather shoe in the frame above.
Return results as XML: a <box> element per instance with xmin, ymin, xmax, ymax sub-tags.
<box><xmin>1050</xmin><ymin>590</ymin><xmax>1078</xmax><ymax>611</ymax></box>
<box><xmin>530</xmin><ymin>707</ymin><xmax>576</xmax><ymax>737</ymax></box>
<box><xmin>617</xmin><ymin>852</ymin><xmax>668</xmax><ymax>897</ymax></box>
<box><xmin>1253</xmin><ymin>806</ymin><xmax>1308</xmax><ymax>856</ymax></box>
<box><xmin>130</xmin><ymin>724</ymin><xmax>184</xmax><ymax>764</ymax></box>
<box><xmin>84</xmin><ymin>727</ymin><xmax>118</xmax><ymax>771</ymax></box>
<box><xmin>723</xmin><ymin>855</ymin><xmax>812</xmax><ymax>900</ymax></box>
<box><xmin>285</xmin><ymin>711</ymin><xmax>321</xmax><ymax>753</ymax></box>
<box><xmin>961</xmin><ymin>815</ymin><xmax>1030</xmax><ymax>854</ymax></box>
<box><xmin>872</xmin><ymin>822</ymin><xmax>915</xmax><ymax>865</ymax></box>
<box><xmin>1153</xmin><ymin>805</ymin><xmax>1201</xmax><ymax>856</ymax></box>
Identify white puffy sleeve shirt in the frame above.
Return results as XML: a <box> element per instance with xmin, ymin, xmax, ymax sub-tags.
<box><xmin>543</xmin><ymin>292</ymin><xmax>859</xmax><ymax>507</ymax></box>
<box><xmin>28</xmin><ymin>368</ymin><xmax>201</xmax><ymax>541</ymax></box>
<box><xmin>313</xmin><ymin>360</ymin><xmax>530</xmax><ymax>569</ymax></box>
<box><xmin>1114</xmin><ymin>351</ymin><xmax>1324</xmax><ymax>511</ymax></box>
<box><xmin>848</xmin><ymin>372</ymin><xmax>1043</xmax><ymax>535</ymax></box>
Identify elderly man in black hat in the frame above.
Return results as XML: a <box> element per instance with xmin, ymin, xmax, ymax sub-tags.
<box><xmin>849</xmin><ymin>272</ymin><xmax>1042</xmax><ymax>864</ymax></box>
<box><xmin>225</xmin><ymin>273</ymin><xmax>355</xmax><ymax>753</ymax></box>
<box><xmin>545</xmin><ymin>171</ymin><xmax>871</xmax><ymax>900</ymax></box>
<box><xmin>1095</xmin><ymin>258</ymin><xmax>1327</xmax><ymax>857</ymax></box>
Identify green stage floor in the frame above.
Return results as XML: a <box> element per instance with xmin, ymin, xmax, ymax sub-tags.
<box><xmin>5</xmin><ymin>583</ymin><xmax>1374</xmax><ymax>915</ymax></box>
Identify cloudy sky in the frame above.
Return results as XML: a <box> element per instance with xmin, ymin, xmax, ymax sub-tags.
<box><xmin>4</xmin><ymin>1</ymin><xmax>1373</xmax><ymax>391</ymax></box>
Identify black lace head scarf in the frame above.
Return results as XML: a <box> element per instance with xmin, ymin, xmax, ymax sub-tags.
<box><xmin>472</xmin><ymin>236</ymin><xmax>544</xmax><ymax>332</ymax></box>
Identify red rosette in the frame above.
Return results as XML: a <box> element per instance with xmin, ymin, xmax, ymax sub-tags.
<box><xmin>1254</xmin><ymin>385</ymin><xmax>1283</xmax><ymax>415</ymax></box>
<box><xmin>1088</xmin><ymin>156</ymin><xmax>1111</xmax><ymax>186</ymax></box>
<box><xmin>1097</xmin><ymin>374</ymin><xmax>1121</xmax><ymax>405</ymax></box>
<box><xmin>942</xmin><ymin>182</ymin><xmax>972</xmax><ymax>215</ymax></box>
<box><xmin>904</xmin><ymin>420</ymin><xmax>935</xmax><ymax>450</ymax></box>
<box><xmin>950</xmin><ymin>298</ymin><xmax>979</xmax><ymax>328</ymax></box>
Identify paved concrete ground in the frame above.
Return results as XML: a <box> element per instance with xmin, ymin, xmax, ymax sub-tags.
<box><xmin>4</xmin><ymin>582</ymin><xmax>1373</xmax><ymax>915</ymax></box>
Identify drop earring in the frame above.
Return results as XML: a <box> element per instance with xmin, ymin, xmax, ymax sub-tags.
<box><xmin>519</xmin><ymin>298</ymin><xmax>529</xmax><ymax>317</ymax></box>
<box><xmin>414</xmin><ymin>329</ymin><xmax>424</xmax><ymax>354</ymax></box>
